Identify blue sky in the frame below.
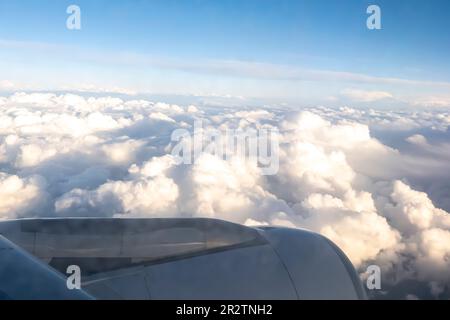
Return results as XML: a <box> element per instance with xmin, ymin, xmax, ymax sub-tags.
<box><xmin>0</xmin><ymin>0</ymin><xmax>449</xmax><ymax>107</ymax></box>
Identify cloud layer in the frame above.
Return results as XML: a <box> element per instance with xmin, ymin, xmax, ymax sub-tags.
<box><xmin>1</xmin><ymin>92</ymin><xmax>450</xmax><ymax>298</ymax></box>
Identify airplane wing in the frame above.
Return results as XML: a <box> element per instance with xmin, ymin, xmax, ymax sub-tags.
<box><xmin>0</xmin><ymin>234</ymin><xmax>92</xmax><ymax>300</ymax></box>
<box><xmin>0</xmin><ymin>218</ymin><xmax>366</xmax><ymax>300</ymax></box>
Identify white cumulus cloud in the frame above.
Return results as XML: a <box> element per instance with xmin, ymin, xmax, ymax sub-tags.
<box><xmin>1</xmin><ymin>91</ymin><xmax>450</xmax><ymax>298</ymax></box>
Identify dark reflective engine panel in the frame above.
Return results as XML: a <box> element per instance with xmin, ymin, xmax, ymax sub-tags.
<box><xmin>0</xmin><ymin>218</ymin><xmax>367</xmax><ymax>300</ymax></box>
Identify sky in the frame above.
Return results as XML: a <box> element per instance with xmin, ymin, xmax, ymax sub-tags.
<box><xmin>0</xmin><ymin>0</ymin><xmax>450</xmax><ymax>107</ymax></box>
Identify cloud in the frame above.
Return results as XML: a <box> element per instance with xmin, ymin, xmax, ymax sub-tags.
<box><xmin>55</xmin><ymin>155</ymin><xmax>179</xmax><ymax>217</ymax></box>
<box><xmin>55</xmin><ymin>175</ymin><xmax>179</xmax><ymax>217</ymax></box>
<box><xmin>406</xmin><ymin>134</ymin><xmax>428</xmax><ymax>146</ymax></box>
<box><xmin>3</xmin><ymin>38</ymin><xmax>450</xmax><ymax>92</ymax></box>
<box><xmin>0</xmin><ymin>173</ymin><xmax>46</xmax><ymax>219</ymax></box>
<box><xmin>415</xmin><ymin>228</ymin><xmax>450</xmax><ymax>281</ymax></box>
<box><xmin>341</xmin><ymin>88</ymin><xmax>393</xmax><ymax>102</ymax></box>
<box><xmin>412</xmin><ymin>96</ymin><xmax>450</xmax><ymax>108</ymax></box>
<box><xmin>1</xmin><ymin>91</ymin><xmax>450</xmax><ymax>298</ymax></box>
<box><xmin>0</xmin><ymin>80</ymin><xmax>16</xmax><ymax>91</ymax></box>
